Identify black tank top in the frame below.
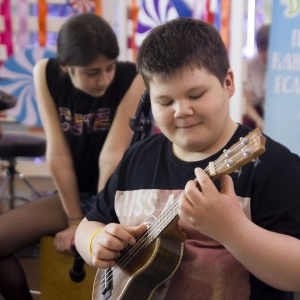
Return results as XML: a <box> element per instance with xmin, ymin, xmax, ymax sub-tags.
<box><xmin>46</xmin><ymin>58</ymin><xmax>137</xmax><ymax>194</ymax></box>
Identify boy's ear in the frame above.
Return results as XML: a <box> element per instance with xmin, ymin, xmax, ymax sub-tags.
<box><xmin>225</xmin><ymin>70</ymin><xmax>234</xmax><ymax>86</ymax></box>
<box><xmin>225</xmin><ymin>69</ymin><xmax>235</xmax><ymax>96</ymax></box>
<box><xmin>225</xmin><ymin>78</ymin><xmax>231</xmax><ymax>87</ymax></box>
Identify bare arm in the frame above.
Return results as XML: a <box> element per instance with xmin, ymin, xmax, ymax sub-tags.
<box><xmin>98</xmin><ymin>74</ymin><xmax>146</xmax><ymax>191</ymax></box>
<box><xmin>179</xmin><ymin>168</ymin><xmax>300</xmax><ymax>292</ymax></box>
<box><xmin>33</xmin><ymin>59</ymin><xmax>84</xmax><ymax>253</ymax></box>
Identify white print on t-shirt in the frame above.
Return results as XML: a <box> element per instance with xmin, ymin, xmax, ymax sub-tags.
<box><xmin>115</xmin><ymin>189</ymin><xmax>182</xmax><ymax>226</ymax></box>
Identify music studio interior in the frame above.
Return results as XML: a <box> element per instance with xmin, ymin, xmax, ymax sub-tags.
<box><xmin>1</xmin><ymin>0</ymin><xmax>299</xmax><ymax>299</ymax></box>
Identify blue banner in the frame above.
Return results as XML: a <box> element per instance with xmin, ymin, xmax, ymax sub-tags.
<box><xmin>264</xmin><ymin>1</ymin><xmax>300</xmax><ymax>155</ymax></box>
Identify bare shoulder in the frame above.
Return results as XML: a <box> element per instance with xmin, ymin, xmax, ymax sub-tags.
<box><xmin>33</xmin><ymin>58</ymin><xmax>49</xmax><ymax>76</ymax></box>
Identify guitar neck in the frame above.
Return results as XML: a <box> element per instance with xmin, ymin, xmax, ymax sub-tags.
<box><xmin>146</xmin><ymin>200</ymin><xmax>181</xmax><ymax>243</ymax></box>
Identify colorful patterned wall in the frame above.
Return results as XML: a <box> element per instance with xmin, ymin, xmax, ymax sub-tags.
<box><xmin>0</xmin><ymin>0</ymin><xmax>271</xmax><ymax>127</ymax></box>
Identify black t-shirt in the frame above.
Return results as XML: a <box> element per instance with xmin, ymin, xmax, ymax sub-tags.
<box><xmin>46</xmin><ymin>58</ymin><xmax>137</xmax><ymax>195</ymax></box>
<box><xmin>87</xmin><ymin>124</ymin><xmax>300</xmax><ymax>299</ymax></box>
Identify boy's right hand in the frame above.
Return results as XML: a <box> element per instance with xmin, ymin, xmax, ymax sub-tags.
<box><xmin>91</xmin><ymin>223</ymin><xmax>147</xmax><ymax>269</ymax></box>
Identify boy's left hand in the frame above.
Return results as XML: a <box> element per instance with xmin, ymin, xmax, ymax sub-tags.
<box><xmin>178</xmin><ymin>167</ymin><xmax>245</xmax><ymax>243</ymax></box>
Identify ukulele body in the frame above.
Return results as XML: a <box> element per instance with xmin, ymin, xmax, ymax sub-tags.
<box><xmin>92</xmin><ymin>218</ymin><xmax>186</xmax><ymax>300</ymax></box>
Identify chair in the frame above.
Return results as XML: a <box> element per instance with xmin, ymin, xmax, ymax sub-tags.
<box><xmin>40</xmin><ymin>236</ymin><xmax>97</xmax><ymax>300</ymax></box>
<box><xmin>0</xmin><ymin>90</ymin><xmax>46</xmax><ymax>210</ymax></box>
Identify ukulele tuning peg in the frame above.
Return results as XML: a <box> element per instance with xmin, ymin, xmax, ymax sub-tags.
<box><xmin>234</xmin><ymin>168</ymin><xmax>241</xmax><ymax>173</ymax></box>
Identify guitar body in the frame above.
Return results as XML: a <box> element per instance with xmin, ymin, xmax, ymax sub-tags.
<box><xmin>93</xmin><ymin>218</ymin><xmax>186</xmax><ymax>300</ymax></box>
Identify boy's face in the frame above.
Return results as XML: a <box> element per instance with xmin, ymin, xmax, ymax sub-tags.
<box><xmin>62</xmin><ymin>55</ymin><xmax>117</xmax><ymax>97</ymax></box>
<box><xmin>149</xmin><ymin>67</ymin><xmax>236</xmax><ymax>161</ymax></box>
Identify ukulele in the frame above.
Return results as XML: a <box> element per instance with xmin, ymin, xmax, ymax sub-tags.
<box><xmin>92</xmin><ymin>128</ymin><xmax>266</xmax><ymax>300</ymax></box>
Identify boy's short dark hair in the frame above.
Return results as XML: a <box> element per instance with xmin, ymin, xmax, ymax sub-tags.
<box><xmin>57</xmin><ymin>13</ymin><xmax>119</xmax><ymax>66</ymax></box>
<box><xmin>256</xmin><ymin>24</ymin><xmax>270</xmax><ymax>52</ymax></box>
<box><xmin>136</xmin><ymin>17</ymin><xmax>230</xmax><ymax>90</ymax></box>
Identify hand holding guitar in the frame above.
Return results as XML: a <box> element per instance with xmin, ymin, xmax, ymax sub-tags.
<box><xmin>90</xmin><ymin>223</ymin><xmax>147</xmax><ymax>269</ymax></box>
<box><xmin>179</xmin><ymin>168</ymin><xmax>246</xmax><ymax>244</ymax></box>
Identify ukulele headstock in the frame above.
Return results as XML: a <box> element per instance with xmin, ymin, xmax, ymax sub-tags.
<box><xmin>209</xmin><ymin>128</ymin><xmax>266</xmax><ymax>180</ymax></box>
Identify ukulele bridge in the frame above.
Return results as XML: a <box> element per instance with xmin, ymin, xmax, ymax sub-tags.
<box><xmin>101</xmin><ymin>268</ymin><xmax>113</xmax><ymax>299</ymax></box>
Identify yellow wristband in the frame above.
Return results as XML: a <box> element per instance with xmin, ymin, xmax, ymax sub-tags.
<box><xmin>89</xmin><ymin>228</ymin><xmax>103</xmax><ymax>255</ymax></box>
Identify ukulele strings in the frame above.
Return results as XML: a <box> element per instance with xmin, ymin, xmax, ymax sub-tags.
<box><xmin>99</xmin><ymin>140</ymin><xmax>249</xmax><ymax>291</ymax></box>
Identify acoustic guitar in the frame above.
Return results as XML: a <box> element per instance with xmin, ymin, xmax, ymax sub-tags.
<box><xmin>92</xmin><ymin>128</ymin><xmax>266</xmax><ymax>300</ymax></box>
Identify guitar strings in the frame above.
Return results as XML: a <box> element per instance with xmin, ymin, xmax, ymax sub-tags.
<box><xmin>97</xmin><ymin>137</ymin><xmax>255</xmax><ymax>291</ymax></box>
